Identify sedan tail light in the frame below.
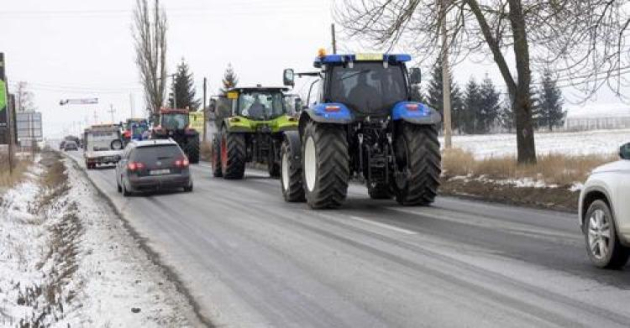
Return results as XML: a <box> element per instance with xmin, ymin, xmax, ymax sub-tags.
<box><xmin>174</xmin><ymin>158</ymin><xmax>190</xmax><ymax>168</ymax></box>
<box><xmin>127</xmin><ymin>162</ymin><xmax>146</xmax><ymax>171</ymax></box>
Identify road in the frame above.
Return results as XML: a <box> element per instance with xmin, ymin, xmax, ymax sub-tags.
<box><xmin>66</xmin><ymin>151</ymin><xmax>630</xmax><ymax>328</ymax></box>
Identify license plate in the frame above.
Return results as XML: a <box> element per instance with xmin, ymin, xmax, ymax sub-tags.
<box><xmin>150</xmin><ymin>169</ymin><xmax>170</xmax><ymax>175</ymax></box>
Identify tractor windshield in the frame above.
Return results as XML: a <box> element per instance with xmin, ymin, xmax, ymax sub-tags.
<box><xmin>238</xmin><ymin>91</ymin><xmax>286</xmax><ymax>120</ymax></box>
<box><xmin>161</xmin><ymin>113</ymin><xmax>188</xmax><ymax>130</ymax></box>
<box><xmin>329</xmin><ymin>62</ymin><xmax>407</xmax><ymax>115</ymax></box>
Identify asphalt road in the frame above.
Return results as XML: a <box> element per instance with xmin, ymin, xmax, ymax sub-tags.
<box><xmin>66</xmin><ymin>151</ymin><xmax>630</xmax><ymax>328</ymax></box>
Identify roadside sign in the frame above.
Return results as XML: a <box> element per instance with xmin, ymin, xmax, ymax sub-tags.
<box><xmin>60</xmin><ymin>98</ymin><xmax>99</xmax><ymax>106</ymax></box>
<box><xmin>16</xmin><ymin>112</ymin><xmax>43</xmax><ymax>142</ymax></box>
<box><xmin>0</xmin><ymin>53</ymin><xmax>7</xmax><ymax>130</ymax></box>
<box><xmin>189</xmin><ymin>111</ymin><xmax>205</xmax><ymax>131</ymax></box>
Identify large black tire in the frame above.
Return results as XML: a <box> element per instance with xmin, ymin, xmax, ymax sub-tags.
<box><xmin>368</xmin><ymin>182</ymin><xmax>391</xmax><ymax>200</ymax></box>
<box><xmin>185</xmin><ymin>136</ymin><xmax>200</xmax><ymax>164</ymax></box>
<box><xmin>280</xmin><ymin>138</ymin><xmax>305</xmax><ymax>202</ymax></box>
<box><xmin>221</xmin><ymin>129</ymin><xmax>246</xmax><ymax>180</ymax></box>
<box><xmin>393</xmin><ymin>123</ymin><xmax>441</xmax><ymax>206</ymax></box>
<box><xmin>302</xmin><ymin>121</ymin><xmax>349</xmax><ymax>209</ymax></box>
<box><xmin>268</xmin><ymin>156</ymin><xmax>281</xmax><ymax>178</ymax></box>
<box><xmin>211</xmin><ymin>134</ymin><xmax>223</xmax><ymax>177</ymax></box>
<box><xmin>584</xmin><ymin>200</ymin><xmax>630</xmax><ymax>269</ymax></box>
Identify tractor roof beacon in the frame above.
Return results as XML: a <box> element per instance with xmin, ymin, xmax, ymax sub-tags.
<box><xmin>280</xmin><ymin>51</ymin><xmax>442</xmax><ymax>209</ymax></box>
<box><xmin>210</xmin><ymin>86</ymin><xmax>299</xmax><ymax>180</ymax></box>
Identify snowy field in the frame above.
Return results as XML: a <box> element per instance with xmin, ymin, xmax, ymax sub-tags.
<box><xmin>0</xmin><ymin>154</ymin><xmax>201</xmax><ymax>327</ymax></box>
<box><xmin>443</xmin><ymin>128</ymin><xmax>630</xmax><ymax>159</ymax></box>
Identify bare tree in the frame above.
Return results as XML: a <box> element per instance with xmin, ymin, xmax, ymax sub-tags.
<box><xmin>133</xmin><ymin>0</ymin><xmax>168</xmax><ymax>124</ymax></box>
<box><xmin>14</xmin><ymin>81</ymin><xmax>35</xmax><ymax>112</ymax></box>
<box><xmin>337</xmin><ymin>0</ymin><xmax>630</xmax><ymax>164</ymax></box>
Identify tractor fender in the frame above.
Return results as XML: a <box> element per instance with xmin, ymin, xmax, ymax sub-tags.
<box><xmin>392</xmin><ymin>102</ymin><xmax>442</xmax><ymax>125</ymax></box>
<box><xmin>283</xmin><ymin>130</ymin><xmax>302</xmax><ymax>167</ymax></box>
<box><xmin>302</xmin><ymin>103</ymin><xmax>354</xmax><ymax>125</ymax></box>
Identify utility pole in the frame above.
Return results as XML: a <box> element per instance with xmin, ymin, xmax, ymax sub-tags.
<box><xmin>172</xmin><ymin>74</ymin><xmax>177</xmax><ymax>109</ymax></box>
<box><xmin>203</xmin><ymin>77</ymin><xmax>207</xmax><ymax>142</ymax></box>
<box><xmin>441</xmin><ymin>0</ymin><xmax>452</xmax><ymax>149</ymax></box>
<box><xmin>7</xmin><ymin>79</ymin><xmax>13</xmax><ymax>174</ymax></box>
<box><xmin>129</xmin><ymin>93</ymin><xmax>135</xmax><ymax>118</ymax></box>
<box><xmin>331</xmin><ymin>23</ymin><xmax>337</xmax><ymax>54</ymax></box>
<box><xmin>108</xmin><ymin>104</ymin><xmax>116</xmax><ymax>123</ymax></box>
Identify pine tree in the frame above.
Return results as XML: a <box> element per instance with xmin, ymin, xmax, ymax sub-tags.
<box><xmin>410</xmin><ymin>84</ymin><xmax>427</xmax><ymax>103</ymax></box>
<box><xmin>427</xmin><ymin>60</ymin><xmax>464</xmax><ymax>133</ymax></box>
<box><xmin>220</xmin><ymin>63</ymin><xmax>239</xmax><ymax>95</ymax></box>
<box><xmin>462</xmin><ymin>78</ymin><xmax>481</xmax><ymax>134</ymax></box>
<box><xmin>538</xmin><ymin>69</ymin><xmax>565</xmax><ymax>131</ymax></box>
<box><xmin>168</xmin><ymin>59</ymin><xmax>200</xmax><ymax>110</ymax></box>
<box><xmin>478</xmin><ymin>76</ymin><xmax>501</xmax><ymax>133</ymax></box>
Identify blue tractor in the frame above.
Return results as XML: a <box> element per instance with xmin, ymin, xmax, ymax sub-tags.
<box><xmin>280</xmin><ymin>52</ymin><xmax>441</xmax><ymax>209</ymax></box>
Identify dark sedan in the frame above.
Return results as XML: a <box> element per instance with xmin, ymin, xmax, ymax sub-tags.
<box><xmin>115</xmin><ymin>139</ymin><xmax>193</xmax><ymax>196</ymax></box>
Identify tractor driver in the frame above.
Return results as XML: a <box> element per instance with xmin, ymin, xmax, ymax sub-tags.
<box><xmin>348</xmin><ymin>73</ymin><xmax>380</xmax><ymax>111</ymax></box>
<box><xmin>248</xmin><ymin>94</ymin><xmax>266</xmax><ymax>118</ymax></box>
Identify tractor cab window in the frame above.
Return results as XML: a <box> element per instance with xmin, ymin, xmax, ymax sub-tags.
<box><xmin>238</xmin><ymin>92</ymin><xmax>286</xmax><ymax>119</ymax></box>
<box><xmin>162</xmin><ymin>114</ymin><xmax>188</xmax><ymax>130</ymax></box>
<box><xmin>329</xmin><ymin>62</ymin><xmax>407</xmax><ymax>115</ymax></box>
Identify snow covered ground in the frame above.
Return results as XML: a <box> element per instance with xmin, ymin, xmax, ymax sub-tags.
<box><xmin>0</xmin><ymin>153</ymin><xmax>202</xmax><ymax>327</ymax></box>
<box><xmin>443</xmin><ymin>128</ymin><xmax>630</xmax><ymax>159</ymax></box>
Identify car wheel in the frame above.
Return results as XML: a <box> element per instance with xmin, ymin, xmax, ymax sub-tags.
<box><xmin>117</xmin><ymin>179</ymin><xmax>122</xmax><ymax>193</ymax></box>
<box><xmin>122</xmin><ymin>179</ymin><xmax>131</xmax><ymax>197</ymax></box>
<box><xmin>184</xmin><ymin>183</ymin><xmax>193</xmax><ymax>193</ymax></box>
<box><xmin>585</xmin><ymin>200</ymin><xmax>630</xmax><ymax>269</ymax></box>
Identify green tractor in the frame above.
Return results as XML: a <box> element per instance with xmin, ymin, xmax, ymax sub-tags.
<box><xmin>210</xmin><ymin>86</ymin><xmax>299</xmax><ymax>179</ymax></box>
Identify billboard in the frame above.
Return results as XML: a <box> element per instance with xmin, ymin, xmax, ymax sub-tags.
<box><xmin>16</xmin><ymin>112</ymin><xmax>43</xmax><ymax>142</ymax></box>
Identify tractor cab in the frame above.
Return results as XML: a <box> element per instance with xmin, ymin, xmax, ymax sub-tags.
<box><xmin>283</xmin><ymin>52</ymin><xmax>423</xmax><ymax>121</ymax></box>
<box><xmin>227</xmin><ymin>87</ymin><xmax>290</xmax><ymax>121</ymax></box>
<box><xmin>159</xmin><ymin>108</ymin><xmax>190</xmax><ymax>131</ymax></box>
<box><xmin>122</xmin><ymin>118</ymin><xmax>149</xmax><ymax>143</ymax></box>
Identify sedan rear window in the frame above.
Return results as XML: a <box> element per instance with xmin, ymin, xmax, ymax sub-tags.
<box><xmin>131</xmin><ymin>145</ymin><xmax>183</xmax><ymax>162</ymax></box>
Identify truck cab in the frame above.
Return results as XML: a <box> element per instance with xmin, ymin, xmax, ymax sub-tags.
<box><xmin>83</xmin><ymin>124</ymin><xmax>124</xmax><ymax>169</ymax></box>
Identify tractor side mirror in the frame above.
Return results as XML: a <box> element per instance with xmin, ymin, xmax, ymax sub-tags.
<box><xmin>409</xmin><ymin>67</ymin><xmax>421</xmax><ymax>85</ymax></box>
<box><xmin>620</xmin><ymin>143</ymin><xmax>630</xmax><ymax>160</ymax></box>
<box><xmin>209</xmin><ymin>99</ymin><xmax>217</xmax><ymax>113</ymax></box>
<box><xmin>283</xmin><ymin>69</ymin><xmax>295</xmax><ymax>87</ymax></box>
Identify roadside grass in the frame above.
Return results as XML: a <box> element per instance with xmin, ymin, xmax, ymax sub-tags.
<box><xmin>0</xmin><ymin>155</ymin><xmax>31</xmax><ymax>189</ymax></box>
<box><xmin>442</xmin><ymin>148</ymin><xmax>618</xmax><ymax>186</ymax></box>
<box><xmin>200</xmin><ymin>140</ymin><xmax>213</xmax><ymax>162</ymax></box>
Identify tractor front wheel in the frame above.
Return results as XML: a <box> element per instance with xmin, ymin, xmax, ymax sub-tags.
<box><xmin>392</xmin><ymin>123</ymin><xmax>441</xmax><ymax>206</ymax></box>
<box><xmin>221</xmin><ymin>129</ymin><xmax>246</xmax><ymax>180</ymax></box>
<box><xmin>302</xmin><ymin>121</ymin><xmax>349</xmax><ymax>209</ymax></box>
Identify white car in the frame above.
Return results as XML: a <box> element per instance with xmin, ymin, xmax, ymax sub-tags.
<box><xmin>579</xmin><ymin>143</ymin><xmax>630</xmax><ymax>269</ymax></box>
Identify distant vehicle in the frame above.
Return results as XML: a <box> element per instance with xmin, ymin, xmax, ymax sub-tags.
<box><xmin>63</xmin><ymin>141</ymin><xmax>79</xmax><ymax>151</ymax></box>
<box><xmin>83</xmin><ymin>124</ymin><xmax>124</xmax><ymax>169</ymax></box>
<box><xmin>122</xmin><ymin>118</ymin><xmax>150</xmax><ymax>145</ymax></box>
<box><xmin>152</xmin><ymin>108</ymin><xmax>200</xmax><ymax>163</ymax></box>
<box><xmin>115</xmin><ymin>139</ymin><xmax>193</xmax><ymax>196</ymax></box>
<box><xmin>60</xmin><ymin>135</ymin><xmax>81</xmax><ymax>150</ymax></box>
<box><xmin>579</xmin><ymin>142</ymin><xmax>630</xmax><ymax>269</ymax></box>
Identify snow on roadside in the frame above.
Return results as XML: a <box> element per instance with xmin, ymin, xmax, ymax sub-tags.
<box><xmin>448</xmin><ymin>175</ymin><xmax>559</xmax><ymax>189</ymax></box>
<box><xmin>0</xmin><ymin>153</ymin><xmax>203</xmax><ymax>327</ymax></box>
<box><xmin>442</xmin><ymin>129</ymin><xmax>629</xmax><ymax>159</ymax></box>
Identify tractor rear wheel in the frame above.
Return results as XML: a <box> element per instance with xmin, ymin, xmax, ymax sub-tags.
<box><xmin>393</xmin><ymin>123</ymin><xmax>441</xmax><ymax>206</ymax></box>
<box><xmin>280</xmin><ymin>138</ymin><xmax>305</xmax><ymax>202</ymax></box>
<box><xmin>185</xmin><ymin>136</ymin><xmax>200</xmax><ymax>164</ymax></box>
<box><xmin>211</xmin><ymin>134</ymin><xmax>223</xmax><ymax>177</ymax></box>
<box><xmin>221</xmin><ymin>129</ymin><xmax>246</xmax><ymax>179</ymax></box>
<box><xmin>302</xmin><ymin>121</ymin><xmax>349</xmax><ymax>209</ymax></box>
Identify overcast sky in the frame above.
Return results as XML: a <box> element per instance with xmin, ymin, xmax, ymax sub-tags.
<box><xmin>1</xmin><ymin>0</ymin><xmax>628</xmax><ymax>139</ymax></box>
